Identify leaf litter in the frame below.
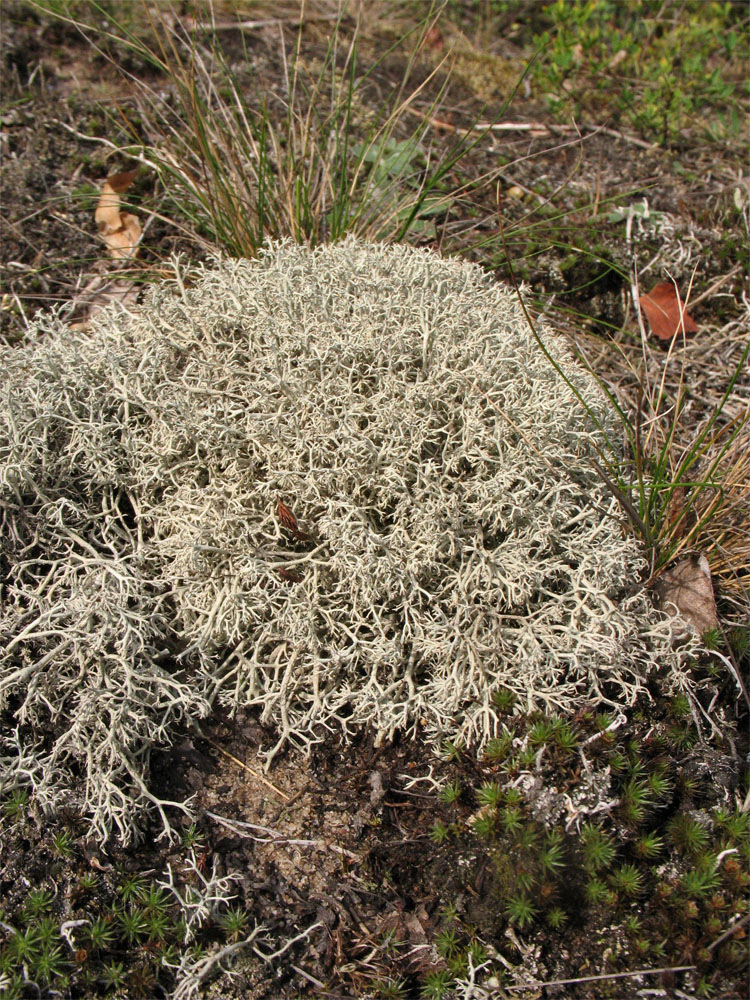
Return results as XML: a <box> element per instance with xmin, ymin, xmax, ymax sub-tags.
<box><xmin>95</xmin><ymin>167</ymin><xmax>142</xmax><ymax>260</ymax></box>
<box><xmin>639</xmin><ymin>280</ymin><xmax>698</xmax><ymax>341</ymax></box>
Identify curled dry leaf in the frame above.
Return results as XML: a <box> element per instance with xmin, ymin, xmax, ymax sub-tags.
<box><xmin>639</xmin><ymin>281</ymin><xmax>697</xmax><ymax>341</ymax></box>
<box><xmin>276</xmin><ymin>498</ymin><xmax>300</xmax><ymax>535</ymax></box>
<box><xmin>423</xmin><ymin>26</ymin><xmax>444</xmax><ymax>51</ymax></box>
<box><xmin>69</xmin><ymin>276</ymin><xmax>142</xmax><ymax>331</ymax></box>
<box><xmin>95</xmin><ymin>169</ymin><xmax>141</xmax><ymax>260</ymax></box>
<box><xmin>655</xmin><ymin>554</ymin><xmax>719</xmax><ymax>636</ymax></box>
<box><xmin>277</xmin><ymin>497</ymin><xmax>311</xmax><ymax>541</ymax></box>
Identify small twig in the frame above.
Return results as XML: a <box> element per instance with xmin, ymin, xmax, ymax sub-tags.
<box><xmin>412</xmin><ymin>115</ymin><xmax>552</xmax><ymax>136</ymax></box>
<box><xmin>580</xmin><ymin>711</ymin><xmax>627</xmax><ymax>746</ymax></box>
<box><xmin>714</xmin><ymin>848</ymin><xmax>738</xmax><ymax>867</ymax></box>
<box><xmin>707</xmin><ymin>912</ymin><xmax>750</xmax><ymax>953</ymax></box>
<box><xmin>290</xmin><ymin>964</ymin><xmax>326</xmax><ymax>989</ymax></box>
<box><xmin>709</xmin><ymin>649</ymin><xmax>750</xmax><ymax>713</ymax></box>
<box><xmin>407</xmin><ymin>109</ymin><xmax>658</xmax><ymax>148</ymax></box>
<box><xmin>59</xmin><ymin>919</ymin><xmax>89</xmax><ymax>950</ymax></box>
<box><xmin>504</xmin><ymin>964</ymin><xmax>696</xmax><ymax>991</ymax></box>
<box><xmin>203</xmin><ymin>737</ymin><xmax>290</xmax><ymax>802</ymax></box>
<box><xmin>687</xmin><ymin>263</ymin><xmax>743</xmax><ymax>310</ymax></box>
<box><xmin>252</xmin><ymin>920</ymin><xmax>324</xmax><ymax>963</ymax></box>
<box><xmin>205</xmin><ymin>809</ymin><xmax>360</xmax><ymax>860</ymax></box>
<box><xmin>591</xmin><ymin>124</ymin><xmax>658</xmax><ymax>150</ymax></box>
<box><xmin>191</xmin><ymin>13</ymin><xmax>342</xmax><ymax>31</ymax></box>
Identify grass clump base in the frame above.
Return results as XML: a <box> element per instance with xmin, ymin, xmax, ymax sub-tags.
<box><xmin>1</xmin><ymin>238</ymin><xmax>700</xmax><ymax>842</ymax></box>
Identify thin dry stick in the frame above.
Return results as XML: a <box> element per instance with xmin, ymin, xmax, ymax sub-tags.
<box><xmin>686</xmin><ymin>263</ymin><xmax>743</xmax><ymax>310</ymax></box>
<box><xmin>707</xmin><ymin>912</ymin><xmax>750</xmax><ymax>953</ymax></box>
<box><xmin>203</xmin><ymin>737</ymin><xmax>291</xmax><ymax>802</ymax></box>
<box><xmin>192</xmin><ymin>13</ymin><xmax>343</xmax><ymax>31</ymax></box>
<box><xmin>205</xmin><ymin>810</ymin><xmax>360</xmax><ymax>860</ymax></box>
<box><xmin>591</xmin><ymin>124</ymin><xmax>658</xmax><ymax>150</ymax></box>
<box><xmin>407</xmin><ymin>109</ymin><xmax>658</xmax><ymax>148</ymax></box>
<box><xmin>405</xmin><ymin>111</ymin><xmax>551</xmax><ymax>135</ymax></box>
<box><xmin>505</xmin><ymin>964</ymin><xmax>696</xmax><ymax>992</ymax></box>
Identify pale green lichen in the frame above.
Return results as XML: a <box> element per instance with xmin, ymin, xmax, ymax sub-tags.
<box><xmin>0</xmin><ymin>239</ymin><xmax>698</xmax><ymax>842</ymax></box>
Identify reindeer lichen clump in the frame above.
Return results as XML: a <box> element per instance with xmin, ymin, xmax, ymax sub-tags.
<box><xmin>0</xmin><ymin>239</ymin><xmax>696</xmax><ymax>840</ymax></box>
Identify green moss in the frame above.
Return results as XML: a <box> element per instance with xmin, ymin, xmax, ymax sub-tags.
<box><xmin>531</xmin><ymin>0</ymin><xmax>747</xmax><ymax>146</ymax></box>
<box><xmin>421</xmin><ymin>689</ymin><xmax>748</xmax><ymax>995</ymax></box>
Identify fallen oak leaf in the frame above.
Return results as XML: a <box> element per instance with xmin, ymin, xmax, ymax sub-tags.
<box><xmin>95</xmin><ymin>168</ymin><xmax>141</xmax><ymax>260</ymax></box>
<box><xmin>639</xmin><ymin>281</ymin><xmax>697</xmax><ymax>341</ymax></box>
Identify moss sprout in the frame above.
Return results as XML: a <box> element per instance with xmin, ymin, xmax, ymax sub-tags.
<box><xmin>505</xmin><ymin>893</ymin><xmax>538</xmax><ymax>929</ymax></box>
<box><xmin>679</xmin><ymin>864</ymin><xmax>721</xmax><ymax>899</ymax></box>
<box><xmin>77</xmin><ymin>872</ymin><xmax>99</xmax><ymax>894</ymax></box>
<box><xmin>492</xmin><ymin>688</ymin><xmax>517</xmax><ymax>713</ymax></box>
<box><xmin>1</xmin><ymin>790</ymin><xmax>28</xmax><ymax>820</ymax></box>
<box><xmin>86</xmin><ymin>917</ymin><xmax>116</xmax><ymax>952</ymax></box>
<box><xmin>581</xmin><ymin>822</ymin><xmax>617</xmax><ymax>871</ymax></box>
<box><xmin>546</xmin><ymin>906</ymin><xmax>567</xmax><ymax>930</ymax></box>
<box><xmin>435</xmin><ymin>926</ymin><xmax>460</xmax><ymax>959</ymax></box>
<box><xmin>421</xmin><ymin>970</ymin><xmax>452</xmax><ymax>999</ymax></box>
<box><xmin>620</xmin><ymin>777</ymin><xmax>652</xmax><ymax>826</ymax></box>
<box><xmin>554</xmin><ymin>721</ymin><xmax>579</xmax><ymax>753</ymax></box>
<box><xmin>483</xmin><ymin>732</ymin><xmax>513</xmax><ymax>761</ymax></box>
<box><xmin>528</xmin><ymin>719</ymin><xmax>556</xmax><ymax>747</ymax></box>
<box><xmin>430</xmin><ymin>820</ymin><xmax>453</xmax><ymax>845</ymax></box>
<box><xmin>609</xmin><ymin>863</ymin><xmax>645</xmax><ymax>899</ymax></box>
<box><xmin>539</xmin><ymin>831</ymin><xmax>565</xmax><ymax>875</ymax></box>
<box><xmin>500</xmin><ymin>806</ymin><xmax>523</xmax><ymax>836</ymax></box>
<box><xmin>668</xmin><ymin>814</ymin><xmax>711</xmax><ymax>856</ymax></box>
<box><xmin>476</xmin><ymin>782</ymin><xmax>504</xmax><ymax>808</ymax></box>
<box><xmin>218</xmin><ymin>906</ymin><xmax>249</xmax><ymax>942</ymax></box>
<box><xmin>23</xmin><ymin>889</ymin><xmax>54</xmax><ymax>919</ymax></box>
<box><xmin>117</xmin><ymin>905</ymin><xmax>150</xmax><ymax>946</ymax></box>
<box><xmin>471</xmin><ymin>811</ymin><xmax>497</xmax><ymax>839</ymax></box>
<box><xmin>438</xmin><ymin>780</ymin><xmax>462</xmax><ymax>806</ymax></box>
<box><xmin>517</xmin><ymin>746</ymin><xmax>539</xmax><ymax>769</ymax></box>
<box><xmin>635</xmin><ymin>832</ymin><xmax>664</xmax><ymax>859</ymax></box>
<box><xmin>51</xmin><ymin>829</ymin><xmax>75</xmax><ymax>858</ymax></box>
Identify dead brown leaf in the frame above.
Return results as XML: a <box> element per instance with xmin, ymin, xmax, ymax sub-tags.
<box><xmin>95</xmin><ymin>169</ymin><xmax>141</xmax><ymax>260</ymax></box>
<box><xmin>423</xmin><ymin>26</ymin><xmax>444</xmax><ymax>51</ymax></box>
<box><xmin>640</xmin><ymin>281</ymin><xmax>697</xmax><ymax>341</ymax></box>
<box><xmin>69</xmin><ymin>273</ymin><xmax>141</xmax><ymax>330</ymax></box>
<box><xmin>655</xmin><ymin>554</ymin><xmax>719</xmax><ymax>636</ymax></box>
